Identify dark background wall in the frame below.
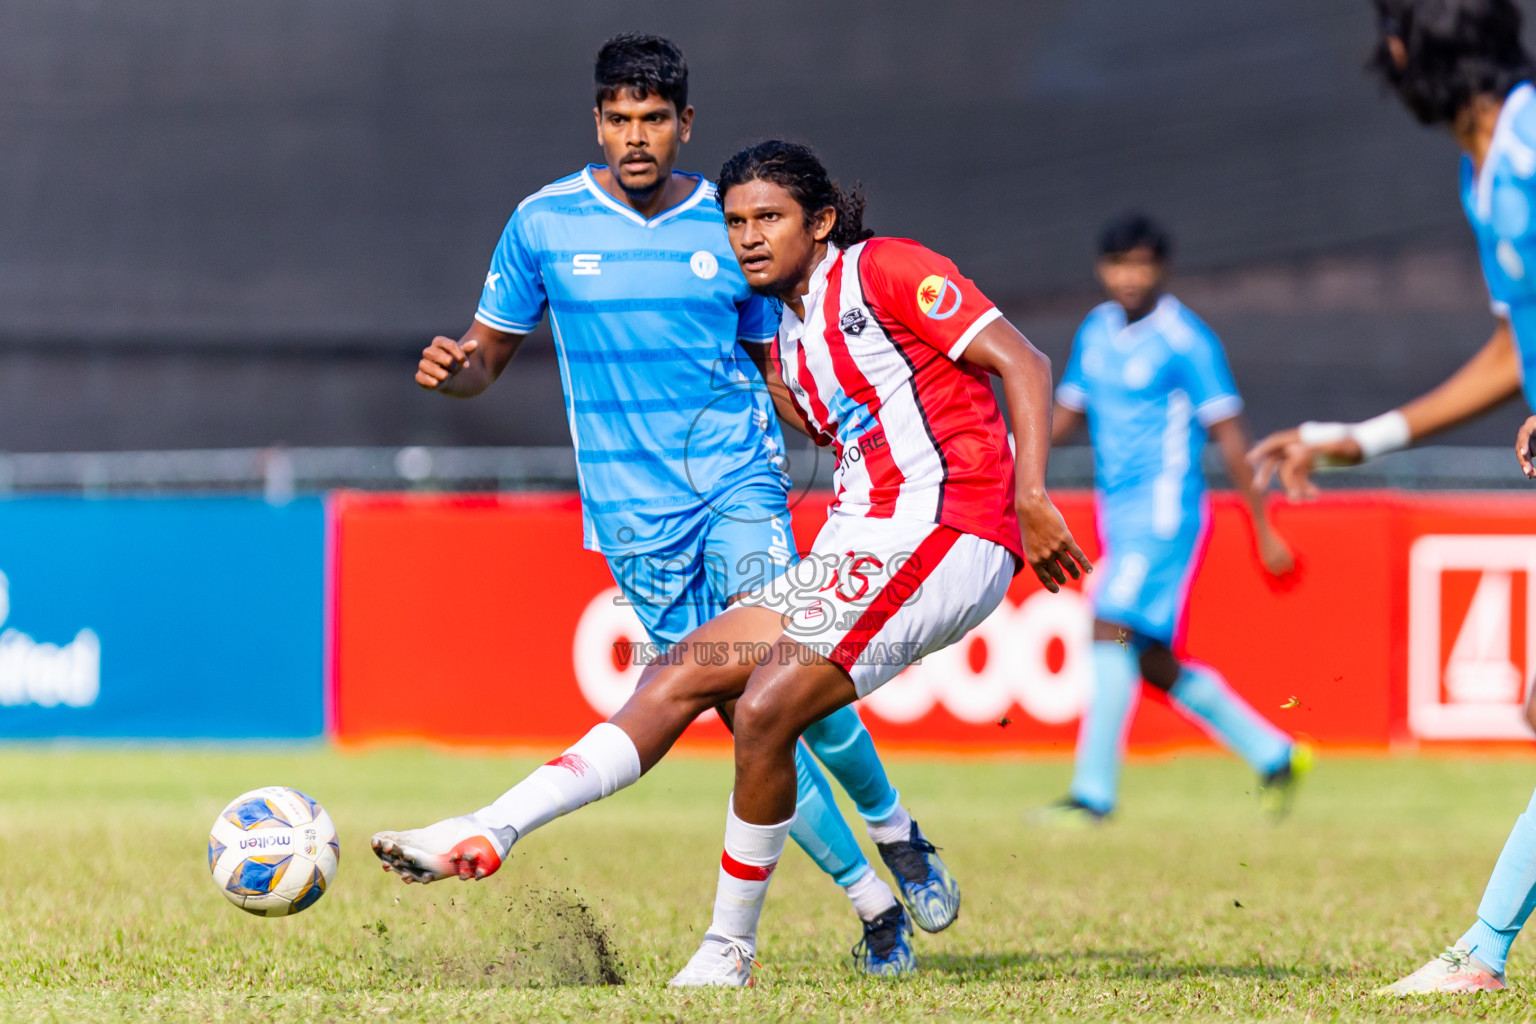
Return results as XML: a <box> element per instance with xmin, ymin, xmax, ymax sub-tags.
<box><xmin>0</xmin><ymin>0</ymin><xmax>1530</xmax><ymax>449</ymax></box>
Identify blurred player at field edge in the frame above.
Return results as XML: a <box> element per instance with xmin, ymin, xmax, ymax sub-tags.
<box><xmin>1033</xmin><ymin>213</ymin><xmax>1309</xmax><ymax>828</ymax></box>
<box><xmin>381</xmin><ymin>34</ymin><xmax>952</xmax><ymax>976</ymax></box>
<box><xmin>1248</xmin><ymin>0</ymin><xmax>1536</xmax><ymax>996</ymax></box>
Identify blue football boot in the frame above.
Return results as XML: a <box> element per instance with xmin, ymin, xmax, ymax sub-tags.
<box><xmin>878</xmin><ymin>822</ymin><xmax>958</xmax><ymax>933</ymax></box>
<box><xmin>852</xmin><ymin>903</ymin><xmax>916</xmax><ymax>976</ymax></box>
<box><xmin>876</xmin><ymin>820</ymin><xmax>961</xmax><ymax>933</ymax></box>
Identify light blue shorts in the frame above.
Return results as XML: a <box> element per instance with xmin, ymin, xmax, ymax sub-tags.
<box><xmin>1091</xmin><ymin>514</ymin><xmax>1210</xmax><ymax>647</ymax></box>
<box><xmin>605</xmin><ymin>474</ymin><xmax>797</xmax><ymax>646</ymax></box>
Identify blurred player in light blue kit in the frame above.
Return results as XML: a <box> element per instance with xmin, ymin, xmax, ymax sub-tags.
<box><xmin>1255</xmin><ymin>0</ymin><xmax>1536</xmax><ymax>996</ymax></box>
<box><xmin>1036</xmin><ymin>213</ymin><xmax>1309</xmax><ymax>827</ymax></box>
<box><xmin>370</xmin><ymin>34</ymin><xmax>957</xmax><ymax>975</ymax></box>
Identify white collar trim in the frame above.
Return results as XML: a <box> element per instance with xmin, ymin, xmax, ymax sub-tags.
<box><xmin>1109</xmin><ymin>293</ymin><xmax>1180</xmax><ymax>350</ymax></box>
<box><xmin>580</xmin><ymin>164</ymin><xmax>709</xmax><ymax>228</ymax></box>
<box><xmin>805</xmin><ymin>244</ymin><xmax>841</xmax><ymax>301</ymax></box>
<box><xmin>784</xmin><ymin>245</ymin><xmax>842</xmax><ymax>331</ymax></box>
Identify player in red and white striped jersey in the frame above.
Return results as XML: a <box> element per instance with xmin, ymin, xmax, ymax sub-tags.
<box><xmin>364</xmin><ymin>141</ymin><xmax>1088</xmax><ymax>988</ymax></box>
<box><xmin>770</xmin><ymin>204</ymin><xmax>1024</xmax><ymax>563</ymax></box>
<box><xmin>653</xmin><ymin>140</ymin><xmax>1089</xmax><ymax>985</ymax></box>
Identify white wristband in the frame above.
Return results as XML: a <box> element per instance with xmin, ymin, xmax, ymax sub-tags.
<box><xmin>1350</xmin><ymin>411</ymin><xmax>1411</xmax><ymax>460</ymax></box>
<box><xmin>1297</xmin><ymin>421</ymin><xmax>1350</xmax><ymax>446</ymax></box>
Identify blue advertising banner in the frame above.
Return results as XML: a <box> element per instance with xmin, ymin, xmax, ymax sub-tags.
<box><xmin>0</xmin><ymin>497</ymin><xmax>325</xmax><ymax>739</ymax></box>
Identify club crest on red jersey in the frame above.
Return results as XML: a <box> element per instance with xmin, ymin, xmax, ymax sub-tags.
<box><xmin>839</xmin><ymin>308</ymin><xmax>867</xmax><ymax>335</ymax></box>
<box><xmin>916</xmin><ymin>275</ymin><xmax>962</xmax><ymax>320</ymax></box>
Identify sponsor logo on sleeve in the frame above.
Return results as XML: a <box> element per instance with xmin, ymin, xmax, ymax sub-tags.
<box><xmin>916</xmin><ymin>275</ymin><xmax>962</xmax><ymax>320</ymax></box>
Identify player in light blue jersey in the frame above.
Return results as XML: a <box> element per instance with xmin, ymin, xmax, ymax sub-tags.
<box><xmin>1035</xmin><ymin>213</ymin><xmax>1308</xmax><ymax>828</ymax></box>
<box><xmin>374</xmin><ymin>34</ymin><xmax>957</xmax><ymax>976</ymax></box>
<box><xmin>1254</xmin><ymin>0</ymin><xmax>1536</xmax><ymax>996</ymax></box>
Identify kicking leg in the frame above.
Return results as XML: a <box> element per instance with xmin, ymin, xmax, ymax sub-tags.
<box><xmin>371</xmin><ymin>604</ymin><xmax>783</xmax><ymax>884</ymax></box>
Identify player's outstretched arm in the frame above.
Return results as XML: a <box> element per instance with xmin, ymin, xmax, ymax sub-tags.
<box><xmin>415</xmin><ymin>321</ymin><xmax>524</xmax><ymax>398</ymax></box>
<box><xmin>962</xmin><ymin>318</ymin><xmax>1092</xmax><ymax>592</ymax></box>
<box><xmin>1209</xmin><ymin>416</ymin><xmax>1294</xmax><ymax>577</ymax></box>
<box><xmin>1249</xmin><ymin>321</ymin><xmax>1520</xmax><ymax>499</ymax></box>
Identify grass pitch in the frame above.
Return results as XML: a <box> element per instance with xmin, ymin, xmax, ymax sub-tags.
<box><xmin>2</xmin><ymin>746</ymin><xmax>1535</xmax><ymax>1022</ymax></box>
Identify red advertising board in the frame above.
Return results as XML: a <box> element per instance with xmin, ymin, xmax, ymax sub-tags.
<box><xmin>331</xmin><ymin>490</ymin><xmax>1536</xmax><ymax>751</ymax></box>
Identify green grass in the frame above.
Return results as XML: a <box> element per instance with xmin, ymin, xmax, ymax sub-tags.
<box><xmin>3</xmin><ymin>747</ymin><xmax>1536</xmax><ymax>1021</ymax></box>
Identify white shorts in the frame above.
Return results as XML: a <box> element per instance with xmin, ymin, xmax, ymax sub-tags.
<box><xmin>744</xmin><ymin>511</ymin><xmax>1016</xmax><ymax>697</ymax></box>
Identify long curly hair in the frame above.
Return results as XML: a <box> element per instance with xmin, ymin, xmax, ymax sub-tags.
<box><xmin>717</xmin><ymin>140</ymin><xmax>874</xmax><ymax>248</ymax></box>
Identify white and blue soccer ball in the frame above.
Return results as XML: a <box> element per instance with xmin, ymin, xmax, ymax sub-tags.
<box><xmin>207</xmin><ymin>786</ymin><xmax>339</xmax><ymax>917</ymax></box>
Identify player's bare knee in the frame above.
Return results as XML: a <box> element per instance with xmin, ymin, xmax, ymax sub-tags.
<box><xmin>731</xmin><ymin>678</ymin><xmax>777</xmax><ymax>739</ymax></box>
<box><xmin>733</xmin><ymin>671</ymin><xmax>802</xmax><ymax>751</ymax></box>
<box><xmin>1525</xmin><ymin>682</ymin><xmax>1536</xmax><ymax>733</ymax></box>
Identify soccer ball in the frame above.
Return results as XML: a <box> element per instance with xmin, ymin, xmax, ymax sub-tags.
<box><xmin>207</xmin><ymin>786</ymin><xmax>339</xmax><ymax>917</ymax></box>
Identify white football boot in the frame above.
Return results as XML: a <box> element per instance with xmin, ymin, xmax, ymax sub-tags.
<box><xmin>1376</xmin><ymin>944</ymin><xmax>1506</xmax><ymax>995</ymax></box>
<box><xmin>371</xmin><ymin>815</ymin><xmax>514</xmax><ymax>884</ymax></box>
<box><xmin>668</xmin><ymin>934</ymin><xmax>757</xmax><ymax>988</ymax></box>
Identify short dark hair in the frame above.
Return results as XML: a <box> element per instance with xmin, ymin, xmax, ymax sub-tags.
<box><xmin>1097</xmin><ymin>212</ymin><xmax>1172</xmax><ymax>261</ymax></box>
<box><xmin>1370</xmin><ymin>0</ymin><xmax>1534</xmax><ymax>124</ymax></box>
<box><xmin>717</xmin><ymin>140</ymin><xmax>874</xmax><ymax>249</ymax></box>
<box><xmin>594</xmin><ymin>33</ymin><xmax>688</xmax><ymax>112</ymax></box>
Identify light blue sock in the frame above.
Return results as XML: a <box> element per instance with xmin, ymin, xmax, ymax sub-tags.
<box><xmin>788</xmin><ymin>739</ymin><xmax>871</xmax><ymax>887</ymax></box>
<box><xmin>1168</xmin><ymin>664</ymin><xmax>1291</xmax><ymax>775</ymax></box>
<box><xmin>1069</xmin><ymin>641</ymin><xmax>1141</xmax><ymax>814</ymax></box>
<box><xmin>802</xmin><ymin>705</ymin><xmax>901</xmax><ymax>822</ymax></box>
<box><xmin>1458</xmin><ymin>786</ymin><xmax>1536</xmax><ymax>974</ymax></box>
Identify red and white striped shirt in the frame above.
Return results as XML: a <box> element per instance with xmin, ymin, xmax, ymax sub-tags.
<box><xmin>775</xmin><ymin>238</ymin><xmax>1022</xmax><ymax>563</ymax></box>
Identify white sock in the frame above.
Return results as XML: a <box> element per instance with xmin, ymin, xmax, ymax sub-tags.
<box><xmin>706</xmin><ymin>797</ymin><xmax>794</xmax><ymax>954</ymax></box>
<box><xmin>866</xmin><ymin>804</ymin><xmax>913</xmax><ymax>845</ymax></box>
<box><xmin>471</xmin><ymin>723</ymin><xmax>641</xmax><ymax>850</ymax></box>
<box><xmin>843</xmin><ymin>865</ymin><xmax>899</xmax><ymax>922</ymax></box>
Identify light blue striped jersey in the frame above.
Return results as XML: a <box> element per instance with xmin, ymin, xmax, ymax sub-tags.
<box><xmin>1056</xmin><ymin>295</ymin><xmax>1243</xmax><ymax>539</ymax></box>
<box><xmin>1463</xmin><ymin>82</ymin><xmax>1536</xmax><ymax>408</ymax></box>
<box><xmin>475</xmin><ymin>165</ymin><xmax>786</xmax><ymax>554</ymax></box>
